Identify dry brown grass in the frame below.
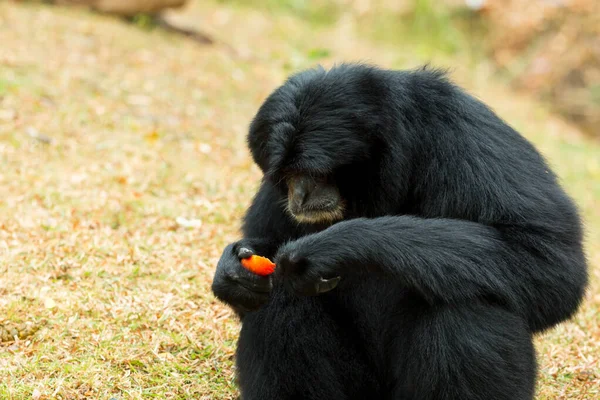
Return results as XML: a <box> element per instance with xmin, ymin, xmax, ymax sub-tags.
<box><xmin>0</xmin><ymin>1</ymin><xmax>598</xmax><ymax>399</ymax></box>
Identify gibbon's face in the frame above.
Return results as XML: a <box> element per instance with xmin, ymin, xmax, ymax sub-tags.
<box><xmin>247</xmin><ymin>67</ymin><xmax>378</xmax><ymax>225</ymax></box>
<box><xmin>248</xmin><ymin>113</ymin><xmax>373</xmax><ymax>225</ymax></box>
<box><xmin>284</xmin><ymin>174</ymin><xmax>344</xmax><ymax>224</ymax></box>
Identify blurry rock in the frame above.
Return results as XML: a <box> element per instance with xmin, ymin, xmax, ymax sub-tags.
<box><xmin>55</xmin><ymin>0</ymin><xmax>188</xmax><ymax>16</ymax></box>
<box><xmin>50</xmin><ymin>0</ymin><xmax>214</xmax><ymax>44</ymax></box>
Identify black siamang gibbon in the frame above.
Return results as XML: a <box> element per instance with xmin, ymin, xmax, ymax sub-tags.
<box><xmin>211</xmin><ymin>64</ymin><xmax>588</xmax><ymax>400</ymax></box>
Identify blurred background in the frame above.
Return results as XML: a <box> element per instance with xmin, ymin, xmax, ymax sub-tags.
<box><xmin>22</xmin><ymin>0</ymin><xmax>600</xmax><ymax>136</ymax></box>
<box><xmin>1</xmin><ymin>1</ymin><xmax>598</xmax><ymax>399</ymax></box>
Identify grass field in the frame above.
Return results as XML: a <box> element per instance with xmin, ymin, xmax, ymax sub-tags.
<box><xmin>0</xmin><ymin>1</ymin><xmax>598</xmax><ymax>399</ymax></box>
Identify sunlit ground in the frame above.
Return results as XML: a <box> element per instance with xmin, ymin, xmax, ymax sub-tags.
<box><xmin>0</xmin><ymin>1</ymin><xmax>598</xmax><ymax>398</ymax></box>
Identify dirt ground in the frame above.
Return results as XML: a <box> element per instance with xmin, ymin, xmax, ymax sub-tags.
<box><xmin>0</xmin><ymin>1</ymin><xmax>598</xmax><ymax>399</ymax></box>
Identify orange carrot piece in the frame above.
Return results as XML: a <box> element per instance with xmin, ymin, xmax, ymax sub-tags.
<box><xmin>241</xmin><ymin>255</ymin><xmax>276</xmax><ymax>276</ymax></box>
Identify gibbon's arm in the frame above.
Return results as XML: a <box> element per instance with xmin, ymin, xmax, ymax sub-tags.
<box><xmin>277</xmin><ymin>215</ymin><xmax>587</xmax><ymax>333</ymax></box>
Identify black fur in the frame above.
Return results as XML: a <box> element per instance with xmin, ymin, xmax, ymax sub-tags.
<box><xmin>211</xmin><ymin>64</ymin><xmax>588</xmax><ymax>400</ymax></box>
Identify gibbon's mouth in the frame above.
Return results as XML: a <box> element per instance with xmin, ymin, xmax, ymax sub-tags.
<box><xmin>291</xmin><ymin>206</ymin><xmax>344</xmax><ymax>224</ymax></box>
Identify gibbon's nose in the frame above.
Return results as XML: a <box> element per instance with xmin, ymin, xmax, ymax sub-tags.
<box><xmin>291</xmin><ymin>180</ymin><xmax>309</xmax><ymax>212</ymax></box>
<box><xmin>288</xmin><ymin>175</ymin><xmax>316</xmax><ymax>214</ymax></box>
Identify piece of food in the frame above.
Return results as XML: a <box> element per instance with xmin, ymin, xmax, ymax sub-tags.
<box><xmin>241</xmin><ymin>255</ymin><xmax>276</xmax><ymax>276</ymax></box>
